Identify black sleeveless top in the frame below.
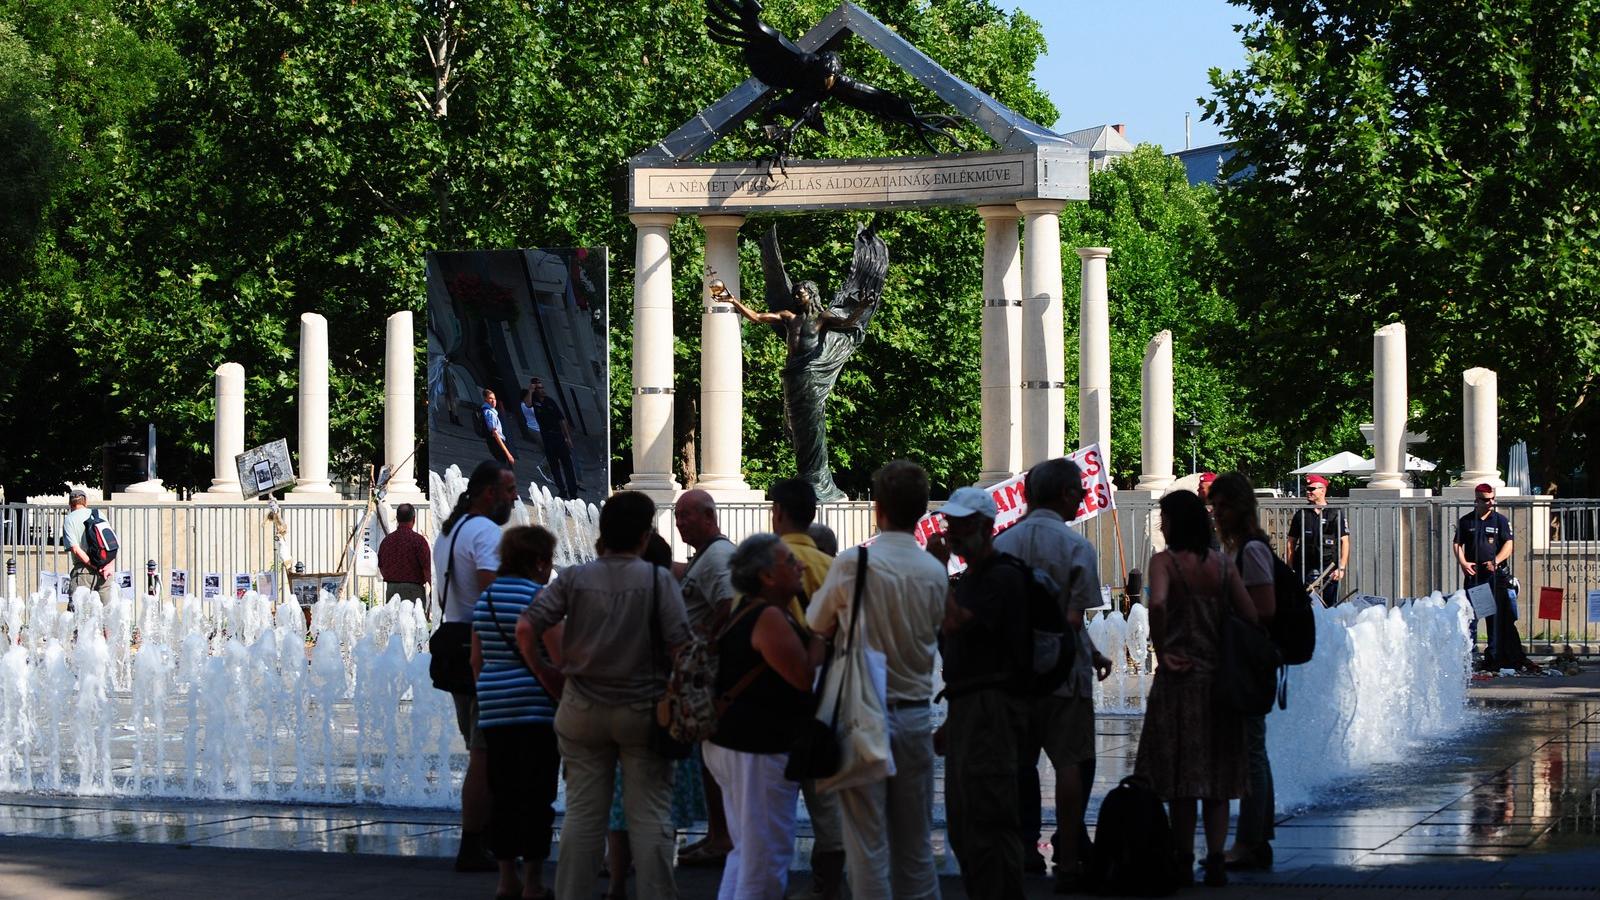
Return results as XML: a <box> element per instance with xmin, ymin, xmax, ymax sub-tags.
<box><xmin>711</xmin><ymin>600</ymin><xmax>813</xmax><ymax>754</ymax></box>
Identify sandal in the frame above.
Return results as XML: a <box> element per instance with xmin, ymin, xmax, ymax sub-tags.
<box><xmin>676</xmin><ymin>842</ymin><xmax>729</xmax><ymax>867</ymax></box>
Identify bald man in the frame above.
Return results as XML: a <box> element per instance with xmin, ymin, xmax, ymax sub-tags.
<box><xmin>672</xmin><ymin>488</ymin><xmax>739</xmax><ymax>866</ymax></box>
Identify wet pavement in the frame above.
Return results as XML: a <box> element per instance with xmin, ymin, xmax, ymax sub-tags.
<box><xmin>1</xmin><ymin>675</ymin><xmax>1597</xmax><ymax>897</ymax></box>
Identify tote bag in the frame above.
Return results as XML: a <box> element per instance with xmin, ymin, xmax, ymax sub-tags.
<box><xmin>815</xmin><ymin>547</ymin><xmax>895</xmax><ymax>794</ymax></box>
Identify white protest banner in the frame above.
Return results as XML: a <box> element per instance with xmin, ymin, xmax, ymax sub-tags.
<box><xmin>233</xmin><ymin>573</ymin><xmax>253</xmax><ymax>598</ymax></box>
<box><xmin>910</xmin><ymin>443</ymin><xmax>1116</xmax><ymax>574</ymax></box>
<box><xmin>201</xmin><ymin>573</ymin><xmax>224</xmax><ymax>601</ymax></box>
<box><xmin>1467</xmin><ymin>582</ymin><xmax>1497</xmax><ymax>620</ymax></box>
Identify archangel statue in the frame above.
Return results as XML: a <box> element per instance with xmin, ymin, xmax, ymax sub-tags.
<box><xmin>709</xmin><ymin>222</ymin><xmax>888</xmax><ymax>503</ymax></box>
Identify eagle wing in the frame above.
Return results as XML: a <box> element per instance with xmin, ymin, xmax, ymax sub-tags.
<box><xmin>704</xmin><ymin>0</ymin><xmax>814</xmax><ymax>91</ymax></box>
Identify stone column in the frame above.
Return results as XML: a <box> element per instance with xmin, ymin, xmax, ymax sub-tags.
<box><xmin>1450</xmin><ymin>367</ymin><xmax>1507</xmax><ymax>494</ymax></box>
<box><xmin>1077</xmin><ymin>247</ymin><xmax>1113</xmax><ymax>468</ymax></box>
<box><xmin>291</xmin><ymin>312</ymin><xmax>337</xmax><ymax>496</ymax></box>
<box><xmin>1135</xmin><ymin>330</ymin><xmax>1175</xmax><ymax>492</ymax></box>
<box><xmin>696</xmin><ymin>215</ymin><xmax>759</xmax><ymax>499</ymax></box>
<box><xmin>977</xmin><ymin>205</ymin><xmax>1022</xmax><ymax>485</ymax></box>
<box><xmin>208</xmin><ymin>362</ymin><xmax>245</xmax><ymax>495</ymax></box>
<box><xmin>383</xmin><ymin>311</ymin><xmax>425</xmax><ymax>502</ymax></box>
<box><xmin>1018</xmin><ymin>199</ymin><xmax>1067</xmax><ymax>469</ymax></box>
<box><xmin>1365</xmin><ymin>322</ymin><xmax>1410</xmax><ymax>491</ymax></box>
<box><xmin>624</xmin><ymin>213</ymin><xmax>682</xmax><ymax>499</ymax></box>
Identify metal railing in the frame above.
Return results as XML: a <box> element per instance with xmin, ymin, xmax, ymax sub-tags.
<box><xmin>1</xmin><ymin>501</ymin><xmax>391</xmax><ymax>620</ymax></box>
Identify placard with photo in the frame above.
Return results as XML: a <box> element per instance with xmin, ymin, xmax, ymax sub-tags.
<box><xmin>234</xmin><ymin>573</ymin><xmax>253</xmax><ymax>598</ymax></box>
<box><xmin>169</xmin><ymin>569</ymin><xmax>189</xmax><ymax>599</ymax></box>
<box><xmin>202</xmin><ymin>572</ymin><xmax>224</xmax><ymax>601</ymax></box>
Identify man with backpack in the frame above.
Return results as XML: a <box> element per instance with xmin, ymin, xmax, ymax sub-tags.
<box><xmin>993</xmin><ymin>459</ymin><xmax>1113</xmax><ymax>890</ymax></box>
<box><xmin>936</xmin><ymin>486</ymin><xmax>1036</xmax><ymax>900</ymax></box>
<box><xmin>478</xmin><ymin>388</ymin><xmax>516</xmax><ymax>468</ymax></box>
<box><xmin>61</xmin><ymin>488</ymin><xmax>114</xmax><ymax>611</ymax></box>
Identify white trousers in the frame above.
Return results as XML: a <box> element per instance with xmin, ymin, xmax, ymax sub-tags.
<box><xmin>702</xmin><ymin>742</ymin><xmax>799</xmax><ymax>900</ymax></box>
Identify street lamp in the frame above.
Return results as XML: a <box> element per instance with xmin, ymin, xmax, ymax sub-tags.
<box><xmin>1184</xmin><ymin>414</ymin><xmax>1202</xmax><ymax>474</ymax></box>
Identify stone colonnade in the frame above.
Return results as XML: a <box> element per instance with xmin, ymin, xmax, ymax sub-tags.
<box><xmin>622</xmin><ymin>204</ymin><xmax>1121</xmax><ymax>499</ymax></box>
<box><xmin>203</xmin><ymin>313</ymin><xmax>424</xmax><ymax>503</ymax></box>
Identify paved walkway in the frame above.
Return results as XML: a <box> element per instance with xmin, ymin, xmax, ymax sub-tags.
<box><xmin>1</xmin><ymin>674</ymin><xmax>1596</xmax><ymax>898</ymax></box>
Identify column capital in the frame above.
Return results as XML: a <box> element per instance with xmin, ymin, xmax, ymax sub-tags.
<box><xmin>698</xmin><ymin>214</ymin><xmax>746</xmax><ymax>230</ymax></box>
<box><xmin>1015</xmin><ymin>198</ymin><xmax>1067</xmax><ymax>216</ymax></box>
<box><xmin>629</xmin><ymin>212</ymin><xmax>678</xmax><ymax>229</ymax></box>
<box><xmin>1076</xmin><ymin>246</ymin><xmax>1113</xmax><ymax>261</ymax></box>
<box><xmin>975</xmin><ymin>204</ymin><xmax>1020</xmax><ymax>222</ymax></box>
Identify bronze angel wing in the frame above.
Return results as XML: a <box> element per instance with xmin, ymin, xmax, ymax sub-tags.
<box><xmin>758</xmin><ymin>225</ymin><xmax>798</xmax><ymax>339</ymax></box>
<box><xmin>832</xmin><ymin>220</ymin><xmax>889</xmax><ymax>331</ymax></box>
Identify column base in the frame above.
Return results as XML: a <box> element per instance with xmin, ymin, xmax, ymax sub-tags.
<box><xmin>1440</xmin><ymin>485</ymin><xmax>1520</xmax><ymax>499</ymax></box>
<box><xmin>1130</xmin><ymin>478</ymin><xmax>1175</xmax><ymax>494</ymax></box>
<box><xmin>280</xmin><ymin>490</ymin><xmax>345</xmax><ymax>504</ymax></box>
<box><xmin>698</xmin><ymin>485</ymin><xmax>767</xmax><ymax>504</ymax></box>
<box><xmin>111</xmin><ymin>485</ymin><xmax>179</xmax><ymax>503</ymax></box>
<box><xmin>193</xmin><ymin>490</ymin><xmax>261</xmax><ymax>504</ymax></box>
<box><xmin>1117</xmin><ymin>488</ymin><xmax>1167</xmax><ymax>502</ymax></box>
<box><xmin>1349</xmin><ymin>487</ymin><xmax>1432</xmax><ymax>498</ymax></box>
<box><xmin>623</xmin><ymin>474</ymin><xmax>681</xmax><ymax>505</ymax></box>
<box><xmin>977</xmin><ymin>470</ymin><xmax>1019</xmax><ymax>488</ymax></box>
<box><xmin>382</xmin><ymin>487</ymin><xmax>429</xmax><ymax>506</ymax></box>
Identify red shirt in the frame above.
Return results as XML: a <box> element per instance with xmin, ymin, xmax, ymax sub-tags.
<box><xmin>378</xmin><ymin>526</ymin><xmax>432</xmax><ymax>584</ymax></box>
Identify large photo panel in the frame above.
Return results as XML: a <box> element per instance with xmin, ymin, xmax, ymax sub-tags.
<box><xmin>426</xmin><ymin>248</ymin><xmax>609</xmax><ymax>505</ymax></box>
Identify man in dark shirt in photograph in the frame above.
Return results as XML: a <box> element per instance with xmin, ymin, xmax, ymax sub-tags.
<box><xmin>524</xmin><ymin>377</ymin><xmax>578</xmax><ymax>500</ymax></box>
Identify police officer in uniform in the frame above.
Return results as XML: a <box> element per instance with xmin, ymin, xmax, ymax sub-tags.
<box><xmin>1285</xmin><ymin>475</ymin><xmax>1349</xmax><ymax>606</ymax></box>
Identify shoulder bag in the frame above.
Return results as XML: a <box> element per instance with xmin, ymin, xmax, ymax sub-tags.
<box><xmin>815</xmin><ymin>546</ymin><xmax>896</xmax><ymax>794</ymax></box>
<box><xmin>784</xmin><ymin>550</ymin><xmax>868</xmax><ymax>782</ymax></box>
<box><xmin>427</xmin><ymin>515</ymin><xmax>479</xmax><ymax>695</ymax></box>
<box><xmin>646</xmin><ymin>565</ymin><xmax>694</xmax><ymax>760</ymax></box>
<box><xmin>1209</xmin><ymin>552</ymin><xmax>1281</xmax><ymax>716</ymax></box>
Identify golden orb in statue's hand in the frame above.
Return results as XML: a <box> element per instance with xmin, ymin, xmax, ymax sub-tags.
<box><xmin>707</xmin><ymin>278</ymin><xmax>727</xmax><ymax>295</ymax></box>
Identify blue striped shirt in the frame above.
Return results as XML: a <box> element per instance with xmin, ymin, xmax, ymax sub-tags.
<box><xmin>472</xmin><ymin>577</ymin><xmax>556</xmax><ymax>728</ymax></box>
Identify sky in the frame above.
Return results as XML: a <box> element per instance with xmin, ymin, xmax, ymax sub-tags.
<box><xmin>999</xmin><ymin>0</ymin><xmax>1251</xmax><ymax>151</ymax></box>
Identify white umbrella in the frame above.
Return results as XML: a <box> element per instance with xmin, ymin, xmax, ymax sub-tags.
<box><xmin>1290</xmin><ymin>451</ymin><xmax>1369</xmax><ymax>475</ymax></box>
<box><xmin>1342</xmin><ymin>454</ymin><xmax>1437</xmax><ymax>473</ymax></box>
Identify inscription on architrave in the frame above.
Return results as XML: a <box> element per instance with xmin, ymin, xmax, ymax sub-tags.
<box><xmin>631</xmin><ymin>152</ymin><xmax>1068</xmax><ymax>213</ymax></box>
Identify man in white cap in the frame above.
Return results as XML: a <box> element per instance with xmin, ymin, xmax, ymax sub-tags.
<box><xmin>61</xmin><ymin>488</ymin><xmax>113</xmax><ymax>611</ymax></box>
<box><xmin>934</xmin><ymin>485</ymin><xmax>1036</xmax><ymax>900</ymax></box>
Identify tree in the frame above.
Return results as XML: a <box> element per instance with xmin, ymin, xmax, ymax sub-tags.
<box><xmin>1206</xmin><ymin>0</ymin><xmax>1600</xmax><ymax>488</ymax></box>
<box><xmin>1058</xmin><ymin>146</ymin><xmax>1282</xmax><ymax>485</ymax></box>
<box><xmin>0</xmin><ymin>0</ymin><xmax>1060</xmax><ymax>498</ymax></box>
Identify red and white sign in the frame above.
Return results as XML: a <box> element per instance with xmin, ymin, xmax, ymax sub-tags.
<box><xmin>908</xmin><ymin>444</ymin><xmax>1115</xmax><ymax>572</ymax></box>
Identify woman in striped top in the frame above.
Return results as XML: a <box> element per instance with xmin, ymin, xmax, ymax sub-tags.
<box><xmin>472</xmin><ymin>525</ymin><xmax>562</xmax><ymax>900</ymax></box>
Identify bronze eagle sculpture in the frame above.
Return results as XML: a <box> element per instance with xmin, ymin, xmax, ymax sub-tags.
<box><xmin>705</xmin><ymin>0</ymin><xmax>965</xmax><ymax>159</ymax></box>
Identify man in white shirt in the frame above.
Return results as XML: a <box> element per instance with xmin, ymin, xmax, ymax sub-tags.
<box><xmin>432</xmin><ymin>460</ymin><xmax>517</xmax><ymax>872</ymax></box>
<box><xmin>808</xmin><ymin>460</ymin><xmax>948</xmax><ymax>900</ymax></box>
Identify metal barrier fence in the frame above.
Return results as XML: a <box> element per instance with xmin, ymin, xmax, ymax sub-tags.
<box><xmin>665</xmin><ymin>495</ymin><xmax>1600</xmax><ymax>654</ymax></box>
<box><xmin>0</xmin><ymin>501</ymin><xmax>393</xmax><ymax>621</ymax></box>
<box><xmin>11</xmin><ymin>493</ymin><xmax>1595</xmax><ymax>653</ymax></box>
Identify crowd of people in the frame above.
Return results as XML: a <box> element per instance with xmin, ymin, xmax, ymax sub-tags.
<box><xmin>425</xmin><ymin>457</ymin><xmax>1534</xmax><ymax>898</ymax></box>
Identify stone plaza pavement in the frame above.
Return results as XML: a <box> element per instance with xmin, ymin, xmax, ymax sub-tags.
<box><xmin>0</xmin><ymin>674</ymin><xmax>1596</xmax><ymax>899</ymax></box>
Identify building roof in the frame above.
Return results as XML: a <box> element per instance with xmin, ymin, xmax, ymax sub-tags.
<box><xmin>1062</xmin><ymin>125</ymin><xmax>1136</xmax><ymax>154</ymax></box>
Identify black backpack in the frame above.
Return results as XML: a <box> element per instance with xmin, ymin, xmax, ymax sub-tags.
<box><xmin>83</xmin><ymin>513</ymin><xmax>119</xmax><ymax>568</ymax></box>
<box><xmin>1087</xmin><ymin>776</ymin><xmax>1178</xmax><ymax>896</ymax></box>
<box><xmin>1239</xmin><ymin>536</ymin><xmax>1316</xmax><ymax>666</ymax></box>
<box><xmin>472</xmin><ymin>404</ymin><xmax>492</xmax><ymax>438</ymax></box>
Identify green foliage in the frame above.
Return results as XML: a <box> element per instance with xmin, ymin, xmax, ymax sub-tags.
<box><xmin>1060</xmin><ymin>146</ymin><xmax>1279</xmax><ymax>482</ymax></box>
<box><xmin>1207</xmin><ymin>0</ymin><xmax>1600</xmax><ymax>487</ymax></box>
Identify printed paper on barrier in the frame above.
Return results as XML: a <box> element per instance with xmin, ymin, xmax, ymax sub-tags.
<box><xmin>114</xmin><ymin>570</ymin><xmax>134</xmax><ymax>601</ymax></box>
<box><xmin>1537</xmin><ymin>586</ymin><xmax>1563</xmax><ymax>621</ymax></box>
<box><xmin>1588</xmin><ymin>590</ymin><xmax>1600</xmax><ymax>624</ymax></box>
<box><xmin>169</xmin><ymin>569</ymin><xmax>189</xmax><ymax>599</ymax></box>
<box><xmin>1467</xmin><ymin>582</ymin><xmax>1497</xmax><ymax>620</ymax></box>
<box><xmin>201</xmin><ymin>573</ymin><xmax>223</xmax><ymax>601</ymax></box>
<box><xmin>234</xmin><ymin>573</ymin><xmax>253</xmax><ymax>598</ymax></box>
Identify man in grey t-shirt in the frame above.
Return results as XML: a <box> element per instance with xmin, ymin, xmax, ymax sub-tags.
<box><xmin>671</xmin><ymin>488</ymin><xmax>737</xmax><ymax>866</ymax></box>
<box><xmin>60</xmin><ymin>488</ymin><xmax>111</xmax><ymax>611</ymax></box>
<box><xmin>993</xmin><ymin>459</ymin><xmax>1113</xmax><ymax>889</ymax></box>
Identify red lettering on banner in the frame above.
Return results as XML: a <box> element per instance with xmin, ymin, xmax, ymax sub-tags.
<box><xmin>996</xmin><ymin>482</ymin><xmax>1026</xmax><ymax>515</ymax></box>
<box><xmin>1080</xmin><ymin>448</ymin><xmax>1103</xmax><ymax>478</ymax></box>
